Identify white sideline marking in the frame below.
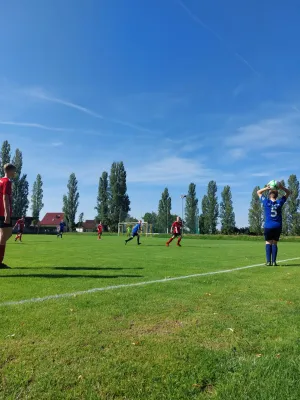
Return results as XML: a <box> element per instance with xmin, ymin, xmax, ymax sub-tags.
<box><xmin>1</xmin><ymin>257</ymin><xmax>300</xmax><ymax>307</ymax></box>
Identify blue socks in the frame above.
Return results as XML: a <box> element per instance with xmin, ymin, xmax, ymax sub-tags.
<box><xmin>272</xmin><ymin>245</ymin><xmax>278</xmax><ymax>264</ymax></box>
<box><xmin>266</xmin><ymin>244</ymin><xmax>272</xmax><ymax>263</ymax></box>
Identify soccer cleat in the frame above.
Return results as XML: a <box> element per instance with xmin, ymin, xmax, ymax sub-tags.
<box><xmin>177</xmin><ymin>243</ymin><xmax>182</xmax><ymax>247</ymax></box>
<box><xmin>166</xmin><ymin>242</ymin><xmax>169</xmax><ymax>247</ymax></box>
<box><xmin>272</xmin><ymin>262</ymin><xmax>278</xmax><ymax>266</ymax></box>
<box><xmin>266</xmin><ymin>262</ymin><xmax>271</xmax><ymax>266</ymax></box>
<box><xmin>0</xmin><ymin>263</ymin><xmax>11</xmax><ymax>269</ymax></box>
<box><xmin>125</xmin><ymin>240</ymin><xmax>127</xmax><ymax>245</ymax></box>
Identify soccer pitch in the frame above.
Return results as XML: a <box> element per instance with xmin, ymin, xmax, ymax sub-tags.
<box><xmin>1</xmin><ymin>235</ymin><xmax>300</xmax><ymax>399</ymax></box>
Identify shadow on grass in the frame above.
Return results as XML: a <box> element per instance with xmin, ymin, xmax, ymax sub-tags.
<box><xmin>280</xmin><ymin>264</ymin><xmax>300</xmax><ymax>267</ymax></box>
<box><xmin>54</xmin><ymin>267</ymin><xmax>144</xmax><ymax>271</ymax></box>
<box><xmin>8</xmin><ymin>241</ymin><xmax>54</xmax><ymax>243</ymax></box>
<box><xmin>0</xmin><ymin>274</ymin><xmax>143</xmax><ymax>279</ymax></box>
<box><xmin>13</xmin><ymin>267</ymin><xmax>144</xmax><ymax>271</ymax></box>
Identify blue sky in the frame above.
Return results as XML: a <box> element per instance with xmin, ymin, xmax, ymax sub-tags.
<box><xmin>1</xmin><ymin>0</ymin><xmax>300</xmax><ymax>227</ymax></box>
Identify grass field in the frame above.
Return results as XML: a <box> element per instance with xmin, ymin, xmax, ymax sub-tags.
<box><xmin>1</xmin><ymin>234</ymin><xmax>300</xmax><ymax>400</ymax></box>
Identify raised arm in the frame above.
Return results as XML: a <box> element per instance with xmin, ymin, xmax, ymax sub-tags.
<box><xmin>277</xmin><ymin>181</ymin><xmax>291</xmax><ymax>199</ymax></box>
<box><xmin>257</xmin><ymin>186</ymin><xmax>270</xmax><ymax>199</ymax></box>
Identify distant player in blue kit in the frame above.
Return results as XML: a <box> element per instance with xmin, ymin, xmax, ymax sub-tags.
<box><xmin>125</xmin><ymin>221</ymin><xmax>142</xmax><ymax>245</ymax></box>
<box><xmin>257</xmin><ymin>182</ymin><xmax>290</xmax><ymax>266</ymax></box>
<box><xmin>57</xmin><ymin>220</ymin><xmax>66</xmax><ymax>239</ymax></box>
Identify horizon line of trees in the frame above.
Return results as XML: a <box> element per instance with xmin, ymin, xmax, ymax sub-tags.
<box><xmin>2</xmin><ymin>140</ymin><xmax>300</xmax><ymax>235</ymax></box>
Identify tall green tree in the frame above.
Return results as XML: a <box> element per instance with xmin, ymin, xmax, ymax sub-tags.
<box><xmin>95</xmin><ymin>171</ymin><xmax>110</xmax><ymax>226</ymax></box>
<box><xmin>279</xmin><ymin>179</ymin><xmax>289</xmax><ymax>235</ymax></box>
<box><xmin>185</xmin><ymin>183</ymin><xmax>199</xmax><ymax>234</ymax></box>
<box><xmin>63</xmin><ymin>173</ymin><xmax>80</xmax><ymax>231</ymax></box>
<box><xmin>220</xmin><ymin>185</ymin><xmax>236</xmax><ymax>234</ymax></box>
<box><xmin>125</xmin><ymin>215</ymin><xmax>138</xmax><ymax>222</ymax></box>
<box><xmin>109</xmin><ymin>162</ymin><xmax>130</xmax><ymax>231</ymax></box>
<box><xmin>287</xmin><ymin>174</ymin><xmax>300</xmax><ymax>235</ymax></box>
<box><xmin>12</xmin><ymin>149</ymin><xmax>29</xmax><ymax>217</ymax></box>
<box><xmin>157</xmin><ymin>188</ymin><xmax>171</xmax><ymax>233</ymax></box>
<box><xmin>143</xmin><ymin>212</ymin><xmax>157</xmax><ymax>225</ymax></box>
<box><xmin>62</xmin><ymin>195</ymin><xmax>69</xmax><ymax>229</ymax></box>
<box><xmin>31</xmin><ymin>174</ymin><xmax>44</xmax><ymax>224</ymax></box>
<box><xmin>206</xmin><ymin>181</ymin><xmax>219</xmax><ymax>234</ymax></box>
<box><xmin>199</xmin><ymin>195</ymin><xmax>210</xmax><ymax>234</ymax></box>
<box><xmin>0</xmin><ymin>140</ymin><xmax>11</xmax><ymax>177</ymax></box>
<box><xmin>248</xmin><ymin>186</ymin><xmax>263</xmax><ymax>235</ymax></box>
<box><xmin>143</xmin><ymin>212</ymin><xmax>158</xmax><ymax>233</ymax></box>
<box><xmin>78</xmin><ymin>212</ymin><xmax>84</xmax><ymax>227</ymax></box>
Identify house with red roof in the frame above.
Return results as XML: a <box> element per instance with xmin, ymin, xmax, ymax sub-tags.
<box><xmin>39</xmin><ymin>213</ymin><xmax>65</xmax><ymax>232</ymax></box>
<box><xmin>82</xmin><ymin>220</ymin><xmax>97</xmax><ymax>232</ymax></box>
<box><xmin>76</xmin><ymin>220</ymin><xmax>97</xmax><ymax>232</ymax></box>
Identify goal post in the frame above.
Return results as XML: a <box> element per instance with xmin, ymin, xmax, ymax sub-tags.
<box><xmin>118</xmin><ymin>222</ymin><xmax>153</xmax><ymax>236</ymax></box>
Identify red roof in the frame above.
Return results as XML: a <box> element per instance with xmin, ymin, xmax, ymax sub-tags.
<box><xmin>40</xmin><ymin>213</ymin><xmax>65</xmax><ymax>226</ymax></box>
<box><xmin>82</xmin><ymin>220</ymin><xmax>96</xmax><ymax>230</ymax></box>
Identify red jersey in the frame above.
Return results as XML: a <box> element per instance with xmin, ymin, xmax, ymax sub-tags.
<box><xmin>97</xmin><ymin>224</ymin><xmax>103</xmax><ymax>233</ymax></box>
<box><xmin>0</xmin><ymin>177</ymin><xmax>12</xmax><ymax>217</ymax></box>
<box><xmin>172</xmin><ymin>221</ymin><xmax>182</xmax><ymax>234</ymax></box>
<box><xmin>16</xmin><ymin>219</ymin><xmax>25</xmax><ymax>231</ymax></box>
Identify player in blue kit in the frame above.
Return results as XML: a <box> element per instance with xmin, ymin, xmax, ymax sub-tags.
<box><xmin>125</xmin><ymin>221</ymin><xmax>142</xmax><ymax>245</ymax></box>
<box><xmin>257</xmin><ymin>182</ymin><xmax>290</xmax><ymax>266</ymax></box>
<box><xmin>57</xmin><ymin>220</ymin><xmax>66</xmax><ymax>239</ymax></box>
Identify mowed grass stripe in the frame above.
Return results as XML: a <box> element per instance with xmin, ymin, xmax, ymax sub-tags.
<box><xmin>1</xmin><ymin>235</ymin><xmax>300</xmax><ymax>303</ymax></box>
<box><xmin>1</xmin><ymin>257</ymin><xmax>300</xmax><ymax>307</ymax></box>
<box><xmin>2</xmin><ymin>235</ymin><xmax>300</xmax><ymax>399</ymax></box>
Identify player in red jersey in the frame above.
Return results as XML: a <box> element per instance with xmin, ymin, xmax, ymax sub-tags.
<box><xmin>166</xmin><ymin>216</ymin><xmax>183</xmax><ymax>247</ymax></box>
<box><xmin>0</xmin><ymin>163</ymin><xmax>16</xmax><ymax>268</ymax></box>
<box><xmin>97</xmin><ymin>222</ymin><xmax>103</xmax><ymax>240</ymax></box>
<box><xmin>14</xmin><ymin>216</ymin><xmax>25</xmax><ymax>242</ymax></box>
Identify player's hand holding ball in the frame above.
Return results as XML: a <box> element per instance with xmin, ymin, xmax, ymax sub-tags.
<box><xmin>268</xmin><ymin>180</ymin><xmax>278</xmax><ymax>189</ymax></box>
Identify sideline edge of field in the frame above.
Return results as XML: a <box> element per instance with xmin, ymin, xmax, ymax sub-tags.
<box><xmin>1</xmin><ymin>257</ymin><xmax>300</xmax><ymax>307</ymax></box>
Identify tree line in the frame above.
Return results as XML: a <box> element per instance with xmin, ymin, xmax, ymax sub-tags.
<box><xmin>249</xmin><ymin>176</ymin><xmax>300</xmax><ymax>235</ymax></box>
<box><xmin>2</xmin><ymin>139</ymin><xmax>300</xmax><ymax>235</ymax></box>
<box><xmin>0</xmin><ymin>140</ymin><xmax>44</xmax><ymax>223</ymax></box>
<box><xmin>63</xmin><ymin>161</ymin><xmax>131</xmax><ymax>231</ymax></box>
<box><xmin>142</xmin><ymin>181</ymin><xmax>236</xmax><ymax>234</ymax></box>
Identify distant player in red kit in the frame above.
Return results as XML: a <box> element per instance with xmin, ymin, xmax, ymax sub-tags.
<box><xmin>0</xmin><ymin>163</ymin><xmax>16</xmax><ymax>268</ymax></box>
<box><xmin>97</xmin><ymin>222</ymin><xmax>103</xmax><ymax>240</ymax></box>
<box><xmin>14</xmin><ymin>216</ymin><xmax>25</xmax><ymax>242</ymax></box>
<box><xmin>166</xmin><ymin>216</ymin><xmax>183</xmax><ymax>247</ymax></box>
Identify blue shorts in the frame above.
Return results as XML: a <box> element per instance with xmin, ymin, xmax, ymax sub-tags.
<box><xmin>132</xmin><ymin>232</ymin><xmax>139</xmax><ymax>237</ymax></box>
<box><xmin>264</xmin><ymin>228</ymin><xmax>282</xmax><ymax>241</ymax></box>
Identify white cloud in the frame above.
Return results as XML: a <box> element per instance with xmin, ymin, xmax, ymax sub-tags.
<box><xmin>51</xmin><ymin>142</ymin><xmax>63</xmax><ymax>147</ymax></box>
<box><xmin>250</xmin><ymin>172</ymin><xmax>270</xmax><ymax>177</ymax></box>
<box><xmin>0</xmin><ymin>120</ymin><xmax>72</xmax><ymax>132</ymax></box>
<box><xmin>22</xmin><ymin>87</ymin><xmax>160</xmax><ymax>135</ymax></box>
<box><xmin>181</xmin><ymin>142</ymin><xmax>203</xmax><ymax>153</ymax></box>
<box><xmin>126</xmin><ymin>156</ymin><xmax>240</xmax><ymax>186</ymax></box>
<box><xmin>226</xmin><ymin>113</ymin><xmax>300</xmax><ymax>153</ymax></box>
<box><xmin>23</xmin><ymin>87</ymin><xmax>104</xmax><ymax>119</ymax></box>
<box><xmin>127</xmin><ymin>156</ymin><xmax>212</xmax><ymax>183</ymax></box>
<box><xmin>177</xmin><ymin>0</ymin><xmax>259</xmax><ymax>75</ymax></box>
<box><xmin>228</xmin><ymin>148</ymin><xmax>246</xmax><ymax>160</ymax></box>
<box><xmin>233</xmin><ymin>83</ymin><xmax>244</xmax><ymax>97</ymax></box>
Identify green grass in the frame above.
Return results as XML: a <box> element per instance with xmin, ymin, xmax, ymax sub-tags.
<box><xmin>1</xmin><ymin>234</ymin><xmax>300</xmax><ymax>399</ymax></box>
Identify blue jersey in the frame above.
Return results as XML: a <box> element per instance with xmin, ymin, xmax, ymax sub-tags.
<box><xmin>261</xmin><ymin>196</ymin><xmax>286</xmax><ymax>229</ymax></box>
<box><xmin>59</xmin><ymin>222</ymin><xmax>65</xmax><ymax>231</ymax></box>
<box><xmin>132</xmin><ymin>223</ymin><xmax>141</xmax><ymax>235</ymax></box>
